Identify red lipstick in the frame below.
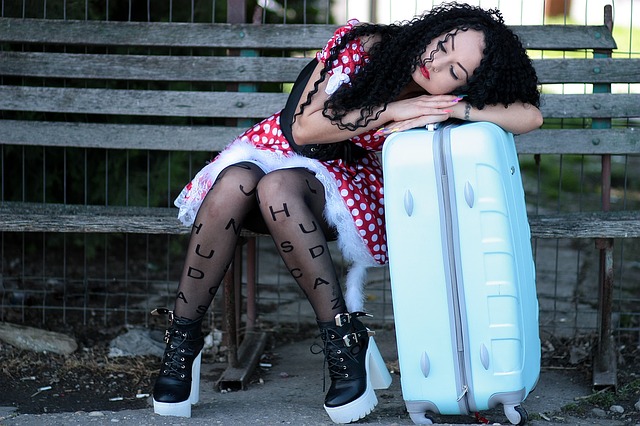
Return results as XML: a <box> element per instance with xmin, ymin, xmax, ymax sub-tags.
<box><xmin>420</xmin><ymin>65</ymin><xmax>430</xmax><ymax>80</ymax></box>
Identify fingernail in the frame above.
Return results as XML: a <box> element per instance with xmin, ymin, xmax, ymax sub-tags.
<box><xmin>443</xmin><ymin>109</ymin><xmax>453</xmax><ymax>113</ymax></box>
<box><xmin>453</xmin><ymin>97</ymin><xmax>463</xmax><ymax>103</ymax></box>
<box><xmin>457</xmin><ymin>94</ymin><xmax>468</xmax><ymax>98</ymax></box>
<box><xmin>374</xmin><ymin>127</ymin><xmax>386</xmax><ymax>136</ymax></box>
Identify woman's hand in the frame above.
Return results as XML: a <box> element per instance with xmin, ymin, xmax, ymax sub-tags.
<box><xmin>380</xmin><ymin>94</ymin><xmax>461</xmax><ymax>134</ymax></box>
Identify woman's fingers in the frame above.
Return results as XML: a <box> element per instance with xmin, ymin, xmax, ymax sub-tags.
<box><xmin>380</xmin><ymin>112</ymin><xmax>451</xmax><ymax>135</ymax></box>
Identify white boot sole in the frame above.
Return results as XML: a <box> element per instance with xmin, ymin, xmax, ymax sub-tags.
<box><xmin>153</xmin><ymin>351</ymin><xmax>202</xmax><ymax>417</ymax></box>
<box><xmin>324</xmin><ymin>337</ymin><xmax>392</xmax><ymax>424</ymax></box>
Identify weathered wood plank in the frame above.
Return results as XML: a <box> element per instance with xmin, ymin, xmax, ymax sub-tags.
<box><xmin>516</xmin><ymin>25</ymin><xmax>616</xmax><ymax>50</ymax></box>
<box><xmin>0</xmin><ymin>52</ymin><xmax>309</xmax><ymax>82</ymax></box>
<box><xmin>0</xmin><ymin>20</ymin><xmax>336</xmax><ymax>50</ymax></box>
<box><xmin>1</xmin><ymin>203</ymin><xmax>636</xmax><ymax>238</ymax></box>
<box><xmin>3</xmin><ymin>53</ymin><xmax>638</xmax><ymax>85</ymax></box>
<box><xmin>534</xmin><ymin>58</ymin><xmax>640</xmax><ymax>84</ymax></box>
<box><xmin>0</xmin><ymin>120</ymin><xmax>240</xmax><ymax>151</ymax></box>
<box><xmin>515</xmin><ymin>129</ymin><xmax>640</xmax><ymax>155</ymax></box>
<box><xmin>0</xmin><ymin>19</ymin><xmax>617</xmax><ymax>50</ymax></box>
<box><xmin>528</xmin><ymin>211</ymin><xmax>640</xmax><ymax>238</ymax></box>
<box><xmin>1</xmin><ymin>122</ymin><xmax>638</xmax><ymax>155</ymax></box>
<box><xmin>3</xmin><ymin>85</ymin><xmax>639</xmax><ymax>121</ymax></box>
<box><xmin>0</xmin><ymin>203</ymin><xmax>264</xmax><ymax>236</ymax></box>
<box><xmin>540</xmin><ymin>94</ymin><xmax>640</xmax><ymax>119</ymax></box>
<box><xmin>0</xmin><ymin>86</ymin><xmax>287</xmax><ymax>118</ymax></box>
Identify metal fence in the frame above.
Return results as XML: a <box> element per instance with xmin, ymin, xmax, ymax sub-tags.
<box><xmin>0</xmin><ymin>0</ymin><xmax>638</xmax><ymax>344</ymax></box>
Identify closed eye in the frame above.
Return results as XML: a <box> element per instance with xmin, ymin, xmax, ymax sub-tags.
<box><xmin>449</xmin><ymin>65</ymin><xmax>459</xmax><ymax>80</ymax></box>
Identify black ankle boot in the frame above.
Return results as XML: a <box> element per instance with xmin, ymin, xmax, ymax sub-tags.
<box><xmin>316</xmin><ymin>312</ymin><xmax>392</xmax><ymax>424</ymax></box>
<box><xmin>152</xmin><ymin>309</ymin><xmax>205</xmax><ymax>418</ymax></box>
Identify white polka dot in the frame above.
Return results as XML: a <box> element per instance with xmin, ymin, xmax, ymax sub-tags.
<box><xmin>352</xmin><ymin>209</ymin><xmax>359</xmax><ymax>216</ymax></box>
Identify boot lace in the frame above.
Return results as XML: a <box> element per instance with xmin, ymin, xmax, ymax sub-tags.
<box><xmin>311</xmin><ymin>328</ymin><xmax>361</xmax><ymax>391</ymax></box>
<box><xmin>161</xmin><ymin>329</ymin><xmax>192</xmax><ymax>380</ymax></box>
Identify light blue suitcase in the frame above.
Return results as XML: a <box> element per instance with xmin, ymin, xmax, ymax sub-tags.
<box><xmin>382</xmin><ymin>122</ymin><xmax>540</xmax><ymax>425</ymax></box>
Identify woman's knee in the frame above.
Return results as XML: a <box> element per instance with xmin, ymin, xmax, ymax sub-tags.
<box><xmin>199</xmin><ymin>162</ymin><xmax>264</xmax><ymax>214</ymax></box>
<box><xmin>256</xmin><ymin>168</ymin><xmax>313</xmax><ymax>202</ymax></box>
<box><xmin>215</xmin><ymin>162</ymin><xmax>265</xmax><ymax>190</ymax></box>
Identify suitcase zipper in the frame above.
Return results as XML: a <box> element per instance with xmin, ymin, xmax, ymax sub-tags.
<box><xmin>436</xmin><ymin>125</ymin><xmax>472</xmax><ymax>414</ymax></box>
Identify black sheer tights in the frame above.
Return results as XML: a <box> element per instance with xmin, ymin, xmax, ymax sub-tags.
<box><xmin>173</xmin><ymin>163</ymin><xmax>346</xmax><ymax>323</ymax></box>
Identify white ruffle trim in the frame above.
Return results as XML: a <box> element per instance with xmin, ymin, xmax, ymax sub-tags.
<box><xmin>325</xmin><ymin>65</ymin><xmax>351</xmax><ymax>95</ymax></box>
<box><xmin>174</xmin><ymin>138</ymin><xmax>379</xmax><ymax>312</ymax></box>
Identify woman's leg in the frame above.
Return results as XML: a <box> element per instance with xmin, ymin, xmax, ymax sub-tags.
<box><xmin>153</xmin><ymin>161</ymin><xmax>266</xmax><ymax>417</ymax></box>
<box><xmin>255</xmin><ymin>168</ymin><xmax>391</xmax><ymax>423</ymax></box>
<box><xmin>174</xmin><ymin>162</ymin><xmax>266</xmax><ymax>320</ymax></box>
<box><xmin>255</xmin><ymin>168</ymin><xmax>345</xmax><ymax>322</ymax></box>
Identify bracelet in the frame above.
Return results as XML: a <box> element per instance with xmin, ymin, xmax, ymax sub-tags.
<box><xmin>464</xmin><ymin>102</ymin><xmax>471</xmax><ymax>121</ymax></box>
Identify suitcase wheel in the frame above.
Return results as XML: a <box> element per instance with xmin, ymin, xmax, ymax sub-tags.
<box><xmin>504</xmin><ymin>404</ymin><xmax>528</xmax><ymax>425</ymax></box>
<box><xmin>408</xmin><ymin>412</ymin><xmax>434</xmax><ymax>425</ymax></box>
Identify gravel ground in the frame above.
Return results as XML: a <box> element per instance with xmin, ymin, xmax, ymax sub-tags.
<box><xmin>1</xmin><ymin>325</ymin><xmax>639</xmax><ymax>426</ymax></box>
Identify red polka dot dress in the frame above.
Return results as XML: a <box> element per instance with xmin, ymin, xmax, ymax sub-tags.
<box><xmin>174</xmin><ymin>20</ymin><xmax>388</xmax><ymax>312</ymax></box>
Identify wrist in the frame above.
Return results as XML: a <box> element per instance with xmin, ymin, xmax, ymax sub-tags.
<box><xmin>463</xmin><ymin>102</ymin><xmax>471</xmax><ymax>121</ymax></box>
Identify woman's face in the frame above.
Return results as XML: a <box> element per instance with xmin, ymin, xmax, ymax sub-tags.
<box><xmin>412</xmin><ymin>29</ymin><xmax>485</xmax><ymax>95</ymax></box>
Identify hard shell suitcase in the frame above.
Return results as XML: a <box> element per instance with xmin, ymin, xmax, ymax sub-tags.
<box><xmin>382</xmin><ymin>122</ymin><xmax>540</xmax><ymax>425</ymax></box>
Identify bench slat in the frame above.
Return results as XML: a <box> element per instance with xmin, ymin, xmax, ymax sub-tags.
<box><xmin>0</xmin><ymin>86</ymin><xmax>287</xmax><ymax>118</ymax></box>
<box><xmin>516</xmin><ymin>128</ymin><xmax>640</xmax><ymax>155</ymax></box>
<box><xmin>0</xmin><ymin>120</ymin><xmax>638</xmax><ymax>155</ymax></box>
<box><xmin>0</xmin><ymin>120</ymin><xmax>239</xmax><ymax>151</ymax></box>
<box><xmin>3</xmin><ymin>52</ymin><xmax>638</xmax><ymax>85</ymax></box>
<box><xmin>541</xmin><ymin>93</ymin><xmax>640</xmax><ymax>118</ymax></box>
<box><xmin>2</xmin><ymin>85</ymin><xmax>637</xmax><ymax>120</ymax></box>
<box><xmin>0</xmin><ymin>52</ymin><xmax>308</xmax><ymax>82</ymax></box>
<box><xmin>0</xmin><ymin>203</ymin><xmax>264</xmax><ymax>236</ymax></box>
<box><xmin>527</xmin><ymin>211</ymin><xmax>640</xmax><ymax>239</ymax></box>
<box><xmin>535</xmin><ymin>58</ymin><xmax>640</xmax><ymax>84</ymax></box>
<box><xmin>0</xmin><ymin>19</ymin><xmax>617</xmax><ymax>50</ymax></box>
<box><xmin>0</xmin><ymin>203</ymin><xmax>636</xmax><ymax>238</ymax></box>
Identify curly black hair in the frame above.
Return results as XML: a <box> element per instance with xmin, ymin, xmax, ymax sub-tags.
<box><xmin>299</xmin><ymin>2</ymin><xmax>540</xmax><ymax>131</ymax></box>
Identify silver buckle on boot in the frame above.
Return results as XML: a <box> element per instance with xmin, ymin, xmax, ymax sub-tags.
<box><xmin>334</xmin><ymin>313</ymin><xmax>351</xmax><ymax>327</ymax></box>
<box><xmin>334</xmin><ymin>311</ymin><xmax>373</xmax><ymax>327</ymax></box>
<box><xmin>151</xmin><ymin>308</ymin><xmax>175</xmax><ymax>323</ymax></box>
<box><xmin>151</xmin><ymin>308</ymin><xmax>175</xmax><ymax>344</ymax></box>
<box><xmin>342</xmin><ymin>332</ymin><xmax>359</xmax><ymax>347</ymax></box>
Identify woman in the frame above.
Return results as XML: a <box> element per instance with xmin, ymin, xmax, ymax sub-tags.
<box><xmin>152</xmin><ymin>2</ymin><xmax>543</xmax><ymax>423</ymax></box>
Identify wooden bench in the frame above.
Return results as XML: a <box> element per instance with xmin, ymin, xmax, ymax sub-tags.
<box><xmin>1</xmin><ymin>5</ymin><xmax>638</xmax><ymax>388</ymax></box>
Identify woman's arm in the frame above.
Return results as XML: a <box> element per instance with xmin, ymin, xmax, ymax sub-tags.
<box><xmin>291</xmin><ymin>62</ymin><xmax>460</xmax><ymax>145</ymax></box>
<box><xmin>379</xmin><ymin>98</ymin><xmax>543</xmax><ymax>136</ymax></box>
<box><xmin>449</xmin><ymin>100</ymin><xmax>543</xmax><ymax>135</ymax></box>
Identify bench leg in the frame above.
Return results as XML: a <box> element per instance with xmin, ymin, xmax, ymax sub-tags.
<box><xmin>217</xmin><ymin>237</ymin><xmax>267</xmax><ymax>391</ymax></box>
<box><xmin>593</xmin><ymin>238</ymin><xmax>617</xmax><ymax>389</ymax></box>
